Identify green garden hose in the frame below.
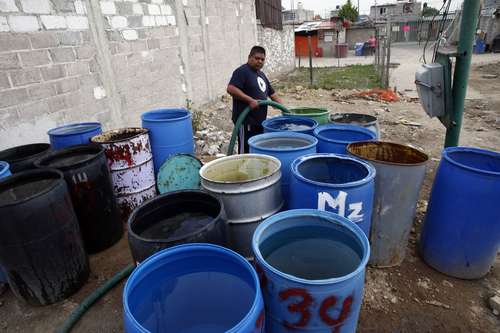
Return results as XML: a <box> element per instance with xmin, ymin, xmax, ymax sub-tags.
<box><xmin>55</xmin><ymin>264</ymin><xmax>135</xmax><ymax>333</ymax></box>
<box><xmin>227</xmin><ymin>100</ymin><xmax>290</xmax><ymax>155</ymax></box>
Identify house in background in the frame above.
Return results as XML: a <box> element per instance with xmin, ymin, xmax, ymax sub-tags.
<box><xmin>479</xmin><ymin>0</ymin><xmax>500</xmax><ymax>51</ymax></box>
<box><xmin>370</xmin><ymin>0</ymin><xmax>422</xmax><ymax>23</ymax></box>
<box><xmin>283</xmin><ymin>1</ymin><xmax>315</xmax><ymax>25</ymax></box>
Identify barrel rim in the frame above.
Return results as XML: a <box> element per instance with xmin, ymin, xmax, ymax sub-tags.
<box><xmin>0</xmin><ymin>168</ymin><xmax>64</xmax><ymax>207</ymax></box>
<box><xmin>314</xmin><ymin>124</ymin><xmax>377</xmax><ymax>144</ymax></box>
<box><xmin>0</xmin><ymin>161</ymin><xmax>9</xmax><ymax>175</ymax></box>
<box><xmin>262</xmin><ymin>115</ymin><xmax>319</xmax><ymax>132</ymax></box>
<box><xmin>127</xmin><ymin>189</ymin><xmax>224</xmax><ymax>243</ymax></box>
<box><xmin>330</xmin><ymin>112</ymin><xmax>378</xmax><ymax>125</ymax></box>
<box><xmin>199</xmin><ymin>153</ymin><xmax>282</xmax><ymax>184</ymax></box>
<box><xmin>123</xmin><ymin>243</ymin><xmax>262</xmax><ymax>332</ymax></box>
<box><xmin>47</xmin><ymin>122</ymin><xmax>101</xmax><ymax>137</ymax></box>
<box><xmin>252</xmin><ymin>209</ymin><xmax>370</xmax><ymax>285</ymax></box>
<box><xmin>443</xmin><ymin>146</ymin><xmax>500</xmax><ymax>176</ymax></box>
<box><xmin>292</xmin><ymin>153</ymin><xmax>376</xmax><ymax>188</ymax></box>
<box><xmin>0</xmin><ymin>143</ymin><xmax>51</xmax><ymax>163</ymax></box>
<box><xmin>141</xmin><ymin>108</ymin><xmax>191</xmax><ymax>122</ymax></box>
<box><xmin>248</xmin><ymin>132</ymin><xmax>318</xmax><ymax>153</ymax></box>
<box><xmin>34</xmin><ymin>144</ymin><xmax>104</xmax><ymax>171</ymax></box>
<box><xmin>347</xmin><ymin>141</ymin><xmax>429</xmax><ymax>166</ymax></box>
<box><xmin>91</xmin><ymin>128</ymin><xmax>149</xmax><ymax>144</ymax></box>
<box><xmin>287</xmin><ymin>107</ymin><xmax>329</xmax><ymax>116</ymax></box>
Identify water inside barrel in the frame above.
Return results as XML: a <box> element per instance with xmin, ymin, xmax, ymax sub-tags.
<box><xmin>260</xmin><ymin>224</ymin><xmax>362</xmax><ymax>279</ymax></box>
<box><xmin>51</xmin><ymin>124</ymin><xmax>99</xmax><ymax>135</ymax></box>
<box><xmin>139</xmin><ymin>212</ymin><xmax>213</xmax><ymax>240</ymax></box>
<box><xmin>43</xmin><ymin>153</ymin><xmax>96</xmax><ymax>168</ymax></box>
<box><xmin>275</xmin><ymin>123</ymin><xmax>311</xmax><ymax>131</ymax></box>
<box><xmin>256</xmin><ymin>137</ymin><xmax>311</xmax><ymax>149</ymax></box>
<box><xmin>0</xmin><ymin>179</ymin><xmax>57</xmax><ymax>204</ymax></box>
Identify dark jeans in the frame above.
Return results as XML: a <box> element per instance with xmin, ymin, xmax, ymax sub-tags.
<box><xmin>238</xmin><ymin>124</ymin><xmax>263</xmax><ymax>154</ymax></box>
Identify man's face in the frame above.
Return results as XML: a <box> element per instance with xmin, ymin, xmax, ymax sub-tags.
<box><xmin>248</xmin><ymin>52</ymin><xmax>265</xmax><ymax>70</ymax></box>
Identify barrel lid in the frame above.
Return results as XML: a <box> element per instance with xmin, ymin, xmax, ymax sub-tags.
<box><xmin>48</xmin><ymin>122</ymin><xmax>101</xmax><ymax>137</ymax></box>
<box><xmin>157</xmin><ymin>154</ymin><xmax>202</xmax><ymax>194</ymax></box>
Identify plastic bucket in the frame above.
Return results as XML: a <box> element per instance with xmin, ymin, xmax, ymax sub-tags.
<box><xmin>283</xmin><ymin>107</ymin><xmax>330</xmax><ymax>125</ymax></box>
<box><xmin>262</xmin><ymin>116</ymin><xmax>319</xmax><ymax>136</ymax></box>
<box><xmin>289</xmin><ymin>153</ymin><xmax>375</xmax><ymax>236</ymax></box>
<box><xmin>252</xmin><ymin>209</ymin><xmax>370</xmax><ymax>333</ymax></box>
<box><xmin>48</xmin><ymin>122</ymin><xmax>102</xmax><ymax>150</ymax></box>
<box><xmin>35</xmin><ymin>144</ymin><xmax>123</xmax><ymax>254</ymax></box>
<box><xmin>127</xmin><ymin>190</ymin><xmax>226</xmax><ymax>264</ymax></box>
<box><xmin>330</xmin><ymin>113</ymin><xmax>380</xmax><ymax>139</ymax></box>
<box><xmin>0</xmin><ymin>169</ymin><xmax>89</xmax><ymax>305</ymax></box>
<box><xmin>419</xmin><ymin>147</ymin><xmax>500</xmax><ymax>279</ymax></box>
<box><xmin>0</xmin><ymin>143</ymin><xmax>51</xmax><ymax>173</ymax></box>
<box><xmin>249</xmin><ymin>132</ymin><xmax>317</xmax><ymax>209</ymax></box>
<box><xmin>141</xmin><ymin>108</ymin><xmax>194</xmax><ymax>174</ymax></box>
<box><xmin>314</xmin><ymin>124</ymin><xmax>377</xmax><ymax>154</ymax></box>
<box><xmin>123</xmin><ymin>243</ymin><xmax>265</xmax><ymax>333</ymax></box>
<box><xmin>348</xmin><ymin>141</ymin><xmax>428</xmax><ymax>267</ymax></box>
<box><xmin>0</xmin><ymin>162</ymin><xmax>10</xmax><ymax>283</ymax></box>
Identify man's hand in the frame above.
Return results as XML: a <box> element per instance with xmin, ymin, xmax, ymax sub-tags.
<box><xmin>249</xmin><ymin>99</ymin><xmax>259</xmax><ymax>110</ymax></box>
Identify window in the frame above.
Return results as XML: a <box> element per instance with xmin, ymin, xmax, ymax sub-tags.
<box><xmin>380</xmin><ymin>7</ymin><xmax>387</xmax><ymax>15</ymax></box>
<box><xmin>255</xmin><ymin>0</ymin><xmax>283</xmax><ymax>30</ymax></box>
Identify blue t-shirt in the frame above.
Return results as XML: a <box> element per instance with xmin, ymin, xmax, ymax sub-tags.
<box><xmin>229</xmin><ymin>64</ymin><xmax>275</xmax><ymax>125</ymax></box>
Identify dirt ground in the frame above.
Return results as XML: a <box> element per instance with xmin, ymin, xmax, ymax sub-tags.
<box><xmin>0</xmin><ymin>63</ymin><xmax>499</xmax><ymax>332</ymax></box>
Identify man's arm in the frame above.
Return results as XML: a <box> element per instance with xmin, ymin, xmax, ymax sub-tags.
<box><xmin>269</xmin><ymin>93</ymin><xmax>283</xmax><ymax>105</ymax></box>
<box><xmin>227</xmin><ymin>84</ymin><xmax>259</xmax><ymax>110</ymax></box>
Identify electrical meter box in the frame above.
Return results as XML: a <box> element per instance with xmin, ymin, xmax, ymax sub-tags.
<box><xmin>415</xmin><ymin>63</ymin><xmax>445</xmax><ymax>117</ymax></box>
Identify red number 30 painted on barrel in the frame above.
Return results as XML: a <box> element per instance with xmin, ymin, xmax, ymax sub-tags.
<box><xmin>279</xmin><ymin>288</ymin><xmax>353</xmax><ymax>333</ymax></box>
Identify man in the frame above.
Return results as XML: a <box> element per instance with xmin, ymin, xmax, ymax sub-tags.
<box><xmin>227</xmin><ymin>46</ymin><xmax>283</xmax><ymax>154</ymax></box>
<box><xmin>368</xmin><ymin>35</ymin><xmax>376</xmax><ymax>56</ymax></box>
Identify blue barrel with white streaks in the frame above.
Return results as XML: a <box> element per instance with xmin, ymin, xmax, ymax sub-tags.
<box><xmin>0</xmin><ymin>161</ymin><xmax>10</xmax><ymax>283</ymax></box>
<box><xmin>314</xmin><ymin>124</ymin><xmax>377</xmax><ymax>154</ymax></box>
<box><xmin>289</xmin><ymin>153</ymin><xmax>375</xmax><ymax>237</ymax></box>
<box><xmin>252</xmin><ymin>209</ymin><xmax>370</xmax><ymax>333</ymax></box>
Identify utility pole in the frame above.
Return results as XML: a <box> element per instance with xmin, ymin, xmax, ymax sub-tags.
<box><xmin>444</xmin><ymin>0</ymin><xmax>481</xmax><ymax>147</ymax></box>
<box><xmin>307</xmin><ymin>31</ymin><xmax>313</xmax><ymax>86</ymax></box>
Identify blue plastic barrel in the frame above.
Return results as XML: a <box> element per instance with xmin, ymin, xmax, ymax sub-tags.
<box><xmin>252</xmin><ymin>209</ymin><xmax>370</xmax><ymax>333</ymax></box>
<box><xmin>249</xmin><ymin>132</ymin><xmax>317</xmax><ymax>209</ymax></box>
<box><xmin>419</xmin><ymin>147</ymin><xmax>500</xmax><ymax>279</ymax></box>
<box><xmin>0</xmin><ymin>161</ymin><xmax>11</xmax><ymax>283</ymax></box>
<box><xmin>314</xmin><ymin>124</ymin><xmax>377</xmax><ymax>154</ymax></box>
<box><xmin>123</xmin><ymin>243</ymin><xmax>264</xmax><ymax>333</ymax></box>
<box><xmin>141</xmin><ymin>108</ymin><xmax>194</xmax><ymax>174</ymax></box>
<box><xmin>48</xmin><ymin>122</ymin><xmax>102</xmax><ymax>150</ymax></box>
<box><xmin>289</xmin><ymin>153</ymin><xmax>375</xmax><ymax>236</ymax></box>
<box><xmin>262</xmin><ymin>116</ymin><xmax>318</xmax><ymax>136</ymax></box>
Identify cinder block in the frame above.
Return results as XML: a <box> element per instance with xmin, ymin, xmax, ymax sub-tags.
<box><xmin>30</xmin><ymin>32</ymin><xmax>59</xmax><ymax>49</ymax></box>
<box><xmin>50</xmin><ymin>0</ymin><xmax>74</xmax><ymax>13</ymax></box>
<box><xmin>147</xmin><ymin>38</ymin><xmax>160</xmax><ymax>50</ymax></box>
<box><xmin>66</xmin><ymin>16</ymin><xmax>89</xmax><ymax>30</ymax></box>
<box><xmin>0</xmin><ymin>17</ymin><xmax>9</xmax><ymax>32</ymax></box>
<box><xmin>107</xmin><ymin>30</ymin><xmax>123</xmax><ymax>42</ymax></box>
<box><xmin>122</xmin><ymin>29</ymin><xmax>138</xmax><ymax>41</ymax></box>
<box><xmin>0</xmin><ymin>0</ymin><xmax>18</xmax><ymax>12</ymax></box>
<box><xmin>128</xmin><ymin>16</ymin><xmax>142</xmax><ymax>28</ymax></box>
<box><xmin>79</xmin><ymin>73</ymin><xmax>102</xmax><ymax>86</ymax></box>
<box><xmin>20</xmin><ymin>99</ymin><xmax>50</xmax><ymax>119</ymax></box>
<box><xmin>0</xmin><ymin>88</ymin><xmax>29</xmax><ymax>108</ymax></box>
<box><xmin>74</xmin><ymin>1</ymin><xmax>86</xmax><ymax>15</ymax></box>
<box><xmin>57</xmin><ymin>31</ymin><xmax>82</xmax><ymax>46</ymax></box>
<box><xmin>55</xmin><ymin>77</ymin><xmax>80</xmax><ymax>94</ymax></box>
<box><xmin>0</xmin><ymin>72</ymin><xmax>11</xmax><ymax>89</ymax></box>
<box><xmin>66</xmin><ymin>62</ymin><xmax>89</xmax><ymax>76</ymax></box>
<box><xmin>160</xmin><ymin>4</ymin><xmax>172</xmax><ymax>15</ymax></box>
<box><xmin>155</xmin><ymin>16</ymin><xmax>167</xmax><ymax>26</ymax></box>
<box><xmin>132</xmin><ymin>4</ymin><xmax>143</xmax><ymax>15</ymax></box>
<box><xmin>88</xmin><ymin>59</ymin><xmax>99</xmax><ymax>73</ymax></box>
<box><xmin>115</xmin><ymin>2</ymin><xmax>134</xmax><ymax>15</ymax></box>
<box><xmin>19</xmin><ymin>50</ymin><xmax>51</xmax><ymax>66</ymax></box>
<box><xmin>75</xmin><ymin>45</ymin><xmax>95</xmax><ymax>59</ymax></box>
<box><xmin>10</xmin><ymin>68</ymin><xmax>42</xmax><ymax>86</ymax></box>
<box><xmin>167</xmin><ymin>15</ymin><xmax>176</xmax><ymax>26</ymax></box>
<box><xmin>41</xmin><ymin>64</ymin><xmax>66</xmax><ymax>80</ymax></box>
<box><xmin>130</xmin><ymin>40</ymin><xmax>147</xmax><ymax>52</ymax></box>
<box><xmin>41</xmin><ymin>15</ymin><xmax>67</xmax><ymax>30</ymax></box>
<box><xmin>63</xmin><ymin>91</ymin><xmax>82</xmax><ymax>108</ymax></box>
<box><xmin>158</xmin><ymin>36</ymin><xmax>179</xmax><ymax>49</ymax></box>
<box><xmin>49</xmin><ymin>48</ymin><xmax>75</xmax><ymax>63</ymax></box>
<box><xmin>28</xmin><ymin>82</ymin><xmax>56</xmax><ymax>100</ymax></box>
<box><xmin>8</xmin><ymin>15</ymin><xmax>40</xmax><ymax>32</ymax></box>
<box><xmin>93</xmin><ymin>86</ymin><xmax>106</xmax><ymax>99</ymax></box>
<box><xmin>109</xmin><ymin>16</ymin><xmax>128</xmax><ymax>29</ymax></box>
<box><xmin>147</xmin><ymin>4</ymin><xmax>161</xmax><ymax>15</ymax></box>
<box><xmin>100</xmin><ymin>1</ymin><xmax>116</xmax><ymax>15</ymax></box>
<box><xmin>143</xmin><ymin>16</ymin><xmax>156</xmax><ymax>27</ymax></box>
<box><xmin>48</xmin><ymin>95</ymin><xmax>67</xmax><ymax>113</ymax></box>
<box><xmin>0</xmin><ymin>53</ymin><xmax>20</xmax><ymax>70</ymax></box>
<box><xmin>20</xmin><ymin>0</ymin><xmax>51</xmax><ymax>14</ymax></box>
<box><xmin>0</xmin><ymin>35</ymin><xmax>31</xmax><ymax>51</ymax></box>
<box><xmin>81</xmin><ymin>30</ymin><xmax>92</xmax><ymax>42</ymax></box>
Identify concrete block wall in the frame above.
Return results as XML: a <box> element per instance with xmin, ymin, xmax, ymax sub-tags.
<box><xmin>0</xmin><ymin>0</ymin><xmax>259</xmax><ymax>149</ymax></box>
<box><xmin>257</xmin><ymin>23</ymin><xmax>295</xmax><ymax>78</ymax></box>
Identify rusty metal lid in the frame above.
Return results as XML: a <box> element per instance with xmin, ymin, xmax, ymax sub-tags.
<box><xmin>157</xmin><ymin>154</ymin><xmax>202</xmax><ymax>194</ymax></box>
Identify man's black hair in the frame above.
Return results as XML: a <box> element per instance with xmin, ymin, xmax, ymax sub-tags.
<box><xmin>249</xmin><ymin>46</ymin><xmax>266</xmax><ymax>57</ymax></box>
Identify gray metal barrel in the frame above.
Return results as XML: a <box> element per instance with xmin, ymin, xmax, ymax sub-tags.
<box><xmin>200</xmin><ymin>154</ymin><xmax>283</xmax><ymax>258</ymax></box>
<box><xmin>347</xmin><ymin>141</ymin><xmax>428</xmax><ymax>267</ymax></box>
<box><xmin>330</xmin><ymin>113</ymin><xmax>380</xmax><ymax>139</ymax></box>
<box><xmin>91</xmin><ymin>128</ymin><xmax>156</xmax><ymax>221</ymax></box>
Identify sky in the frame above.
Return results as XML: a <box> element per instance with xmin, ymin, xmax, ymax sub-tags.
<box><xmin>281</xmin><ymin>0</ymin><xmax>462</xmax><ymax>16</ymax></box>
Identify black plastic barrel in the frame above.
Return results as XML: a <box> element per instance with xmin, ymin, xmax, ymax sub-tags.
<box><xmin>0</xmin><ymin>143</ymin><xmax>51</xmax><ymax>173</ymax></box>
<box><xmin>0</xmin><ymin>169</ymin><xmax>89</xmax><ymax>305</ymax></box>
<box><xmin>35</xmin><ymin>145</ymin><xmax>123</xmax><ymax>254</ymax></box>
<box><xmin>128</xmin><ymin>190</ymin><xmax>226</xmax><ymax>264</ymax></box>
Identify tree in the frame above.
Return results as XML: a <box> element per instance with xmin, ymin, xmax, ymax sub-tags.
<box><xmin>338</xmin><ymin>0</ymin><xmax>359</xmax><ymax>22</ymax></box>
<box><xmin>422</xmin><ymin>4</ymin><xmax>440</xmax><ymax>17</ymax></box>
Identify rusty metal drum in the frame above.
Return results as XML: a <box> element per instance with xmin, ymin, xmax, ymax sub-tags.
<box><xmin>91</xmin><ymin>128</ymin><xmax>156</xmax><ymax>220</ymax></box>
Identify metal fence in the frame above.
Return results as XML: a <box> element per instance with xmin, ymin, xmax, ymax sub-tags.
<box><xmin>255</xmin><ymin>0</ymin><xmax>282</xmax><ymax>30</ymax></box>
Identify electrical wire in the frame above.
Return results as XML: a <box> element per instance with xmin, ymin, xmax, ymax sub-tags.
<box><xmin>432</xmin><ymin>0</ymin><xmax>452</xmax><ymax>61</ymax></box>
<box><xmin>422</xmin><ymin>0</ymin><xmax>448</xmax><ymax>64</ymax></box>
